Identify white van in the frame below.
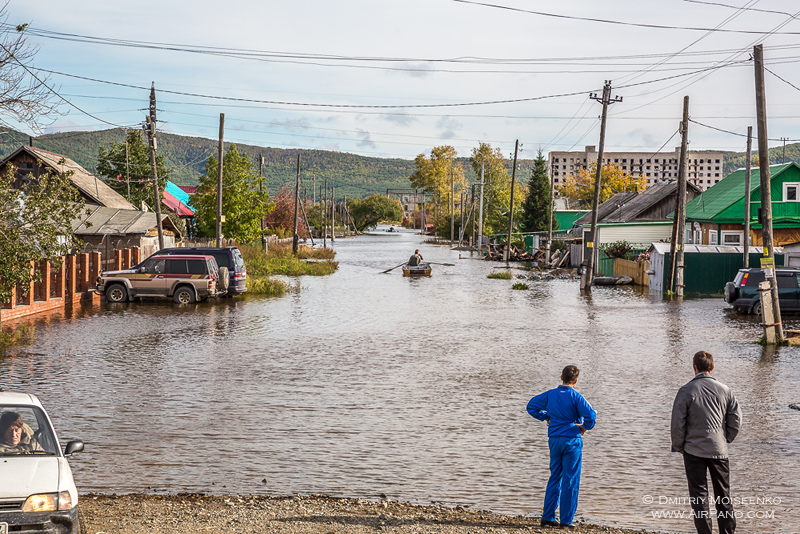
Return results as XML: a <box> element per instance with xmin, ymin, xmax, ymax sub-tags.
<box><xmin>0</xmin><ymin>392</ymin><xmax>83</xmax><ymax>534</ymax></box>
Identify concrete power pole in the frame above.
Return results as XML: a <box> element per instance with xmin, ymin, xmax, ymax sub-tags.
<box><xmin>754</xmin><ymin>44</ymin><xmax>784</xmax><ymax>343</ymax></box>
<box><xmin>292</xmin><ymin>154</ymin><xmax>301</xmax><ymax>255</ymax></box>
<box><xmin>259</xmin><ymin>154</ymin><xmax>266</xmax><ymax>252</ymax></box>
<box><xmin>581</xmin><ymin>81</ymin><xmax>622</xmax><ymax>291</ymax></box>
<box><xmin>504</xmin><ymin>139</ymin><xmax>519</xmax><ymax>262</ymax></box>
<box><xmin>744</xmin><ymin>126</ymin><xmax>752</xmax><ymax>268</ymax></box>
<box><xmin>546</xmin><ymin>160</ymin><xmax>555</xmax><ymax>267</ymax></box>
<box><xmin>450</xmin><ymin>170</ymin><xmax>455</xmax><ymax>245</ymax></box>
<box><xmin>330</xmin><ymin>187</ymin><xmax>335</xmax><ymax>243</ymax></box>
<box><xmin>144</xmin><ymin>83</ymin><xmax>164</xmax><ymax>250</ymax></box>
<box><xmin>477</xmin><ymin>161</ymin><xmax>485</xmax><ymax>255</ymax></box>
<box><xmin>675</xmin><ymin>96</ymin><xmax>689</xmax><ymax>298</ymax></box>
<box><xmin>215</xmin><ymin>113</ymin><xmax>225</xmax><ymax>248</ymax></box>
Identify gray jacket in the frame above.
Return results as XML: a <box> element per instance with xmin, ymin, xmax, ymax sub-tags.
<box><xmin>671</xmin><ymin>372</ymin><xmax>741</xmax><ymax>459</ymax></box>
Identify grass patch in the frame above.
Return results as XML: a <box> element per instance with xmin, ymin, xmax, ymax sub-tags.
<box><xmin>247</xmin><ymin>277</ymin><xmax>290</xmax><ymax>296</ymax></box>
<box><xmin>512</xmin><ymin>282</ymin><xmax>530</xmax><ymax>290</ymax></box>
<box><xmin>240</xmin><ymin>243</ymin><xmax>338</xmax><ymax>277</ymax></box>
<box><xmin>487</xmin><ymin>271</ymin><xmax>513</xmax><ymax>280</ymax></box>
<box><xmin>0</xmin><ymin>323</ymin><xmax>35</xmax><ymax>351</ymax></box>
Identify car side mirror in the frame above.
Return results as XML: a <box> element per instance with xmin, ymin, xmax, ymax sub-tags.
<box><xmin>138</xmin><ymin>267</ymin><xmax>146</xmax><ymax>273</ymax></box>
<box><xmin>64</xmin><ymin>440</ymin><xmax>84</xmax><ymax>456</ymax></box>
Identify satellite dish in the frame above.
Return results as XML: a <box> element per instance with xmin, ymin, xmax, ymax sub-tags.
<box><xmin>693</xmin><ymin>222</ymin><xmax>700</xmax><ymax>230</ymax></box>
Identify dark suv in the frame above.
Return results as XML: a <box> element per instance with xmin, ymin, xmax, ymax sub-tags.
<box><xmin>724</xmin><ymin>267</ymin><xmax>800</xmax><ymax>314</ymax></box>
<box><xmin>148</xmin><ymin>246</ymin><xmax>247</xmax><ymax>295</ymax></box>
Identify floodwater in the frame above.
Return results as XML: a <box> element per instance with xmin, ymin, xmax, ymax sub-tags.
<box><xmin>1</xmin><ymin>227</ymin><xmax>799</xmax><ymax>533</ymax></box>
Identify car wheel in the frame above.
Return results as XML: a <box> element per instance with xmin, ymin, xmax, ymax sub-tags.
<box><xmin>105</xmin><ymin>284</ymin><xmax>127</xmax><ymax>303</ymax></box>
<box><xmin>751</xmin><ymin>300</ymin><xmax>762</xmax><ymax>316</ymax></box>
<box><xmin>174</xmin><ymin>286</ymin><xmax>196</xmax><ymax>304</ymax></box>
<box><xmin>723</xmin><ymin>282</ymin><xmax>737</xmax><ymax>304</ymax></box>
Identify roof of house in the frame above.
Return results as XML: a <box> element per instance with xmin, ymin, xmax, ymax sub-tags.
<box><xmin>72</xmin><ymin>206</ymin><xmax>180</xmax><ymax>238</ymax></box>
<box><xmin>573</xmin><ymin>191</ymin><xmax>638</xmax><ymax>227</ymax></box>
<box><xmin>177</xmin><ymin>185</ymin><xmax>197</xmax><ymax>194</ymax></box>
<box><xmin>162</xmin><ymin>181</ymin><xmax>195</xmax><ymax>217</ymax></box>
<box><xmin>0</xmin><ymin>146</ymin><xmax>136</xmax><ymax>210</ymax></box>
<box><xmin>685</xmin><ymin>163</ymin><xmax>798</xmax><ymax>223</ymax></box>
<box><xmin>601</xmin><ymin>181</ymin><xmax>701</xmax><ymax>223</ymax></box>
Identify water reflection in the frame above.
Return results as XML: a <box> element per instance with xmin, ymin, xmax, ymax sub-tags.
<box><xmin>1</xmin><ymin>226</ymin><xmax>798</xmax><ymax>533</ymax></box>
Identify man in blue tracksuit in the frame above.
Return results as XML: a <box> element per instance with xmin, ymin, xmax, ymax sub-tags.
<box><xmin>527</xmin><ymin>365</ymin><xmax>597</xmax><ymax>528</ymax></box>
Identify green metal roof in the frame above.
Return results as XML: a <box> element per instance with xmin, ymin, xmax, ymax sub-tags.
<box><xmin>555</xmin><ymin>210</ymin><xmax>588</xmax><ymax>230</ymax></box>
<box><xmin>685</xmin><ymin>163</ymin><xmax>800</xmax><ymax>223</ymax></box>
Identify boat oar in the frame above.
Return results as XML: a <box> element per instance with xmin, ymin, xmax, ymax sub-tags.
<box><xmin>427</xmin><ymin>262</ymin><xmax>455</xmax><ymax>266</ymax></box>
<box><xmin>381</xmin><ymin>262</ymin><xmax>406</xmax><ymax>274</ymax></box>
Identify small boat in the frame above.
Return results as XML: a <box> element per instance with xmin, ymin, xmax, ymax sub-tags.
<box><xmin>593</xmin><ymin>275</ymin><xmax>633</xmax><ymax>286</ymax></box>
<box><xmin>402</xmin><ymin>262</ymin><xmax>432</xmax><ymax>277</ymax></box>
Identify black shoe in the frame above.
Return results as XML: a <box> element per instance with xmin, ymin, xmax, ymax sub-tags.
<box><xmin>540</xmin><ymin>519</ymin><xmax>560</xmax><ymax>527</ymax></box>
<box><xmin>559</xmin><ymin>524</ymin><xmax>577</xmax><ymax>530</ymax></box>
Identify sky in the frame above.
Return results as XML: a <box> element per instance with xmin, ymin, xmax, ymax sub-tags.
<box><xmin>4</xmin><ymin>0</ymin><xmax>800</xmax><ymax>162</ymax></box>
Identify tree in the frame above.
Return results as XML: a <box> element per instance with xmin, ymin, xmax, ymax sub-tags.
<box><xmin>96</xmin><ymin>130</ymin><xmax>169</xmax><ymax>209</ymax></box>
<box><xmin>469</xmin><ymin>143</ymin><xmax>527</xmax><ymax>235</ymax></box>
<box><xmin>191</xmin><ymin>145</ymin><xmax>270</xmax><ymax>242</ymax></box>
<box><xmin>348</xmin><ymin>194</ymin><xmax>403</xmax><ymax>231</ymax></box>
<box><xmin>0</xmin><ymin>14</ymin><xmax>60</xmax><ymax>131</ymax></box>
<box><xmin>0</xmin><ymin>164</ymin><xmax>87</xmax><ymax>308</ymax></box>
<box><xmin>409</xmin><ymin>146</ymin><xmax>466</xmax><ymax>229</ymax></box>
<box><xmin>520</xmin><ymin>151</ymin><xmax>557</xmax><ymax>233</ymax></box>
<box><xmin>558</xmin><ymin>163</ymin><xmax>645</xmax><ymax>204</ymax></box>
<box><xmin>264</xmin><ymin>186</ymin><xmax>310</xmax><ymax>239</ymax></box>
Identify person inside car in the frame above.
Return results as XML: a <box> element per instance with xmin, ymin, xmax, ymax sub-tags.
<box><xmin>0</xmin><ymin>412</ymin><xmax>44</xmax><ymax>453</ymax></box>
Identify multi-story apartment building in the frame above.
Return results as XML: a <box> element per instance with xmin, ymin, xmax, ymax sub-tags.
<box><xmin>548</xmin><ymin>146</ymin><xmax>725</xmax><ymax>191</ymax></box>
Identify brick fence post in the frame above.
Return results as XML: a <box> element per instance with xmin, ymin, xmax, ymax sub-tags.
<box><xmin>91</xmin><ymin>252</ymin><xmax>101</xmax><ymax>291</ymax></box>
<box><xmin>40</xmin><ymin>260</ymin><xmax>51</xmax><ymax>302</ymax></box>
<box><xmin>54</xmin><ymin>256</ymin><xmax>66</xmax><ymax>299</ymax></box>
<box><xmin>78</xmin><ymin>253</ymin><xmax>89</xmax><ymax>293</ymax></box>
<box><xmin>123</xmin><ymin>248</ymin><xmax>132</xmax><ymax>269</ymax></box>
<box><xmin>65</xmin><ymin>254</ymin><xmax>76</xmax><ymax>298</ymax></box>
<box><xmin>20</xmin><ymin>261</ymin><xmax>35</xmax><ymax>305</ymax></box>
<box><xmin>114</xmin><ymin>249</ymin><xmax>122</xmax><ymax>271</ymax></box>
<box><xmin>2</xmin><ymin>286</ymin><xmax>16</xmax><ymax>310</ymax></box>
<box><xmin>132</xmin><ymin>247</ymin><xmax>141</xmax><ymax>265</ymax></box>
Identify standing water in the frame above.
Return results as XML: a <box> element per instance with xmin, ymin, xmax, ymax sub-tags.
<box><xmin>1</xmin><ymin>227</ymin><xmax>798</xmax><ymax>533</ymax></box>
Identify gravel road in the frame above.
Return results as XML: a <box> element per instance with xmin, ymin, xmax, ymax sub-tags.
<box><xmin>79</xmin><ymin>494</ymin><xmax>668</xmax><ymax>534</ymax></box>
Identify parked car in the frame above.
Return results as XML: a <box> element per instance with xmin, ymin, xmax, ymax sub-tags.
<box><xmin>0</xmin><ymin>391</ymin><xmax>84</xmax><ymax>534</ymax></box>
<box><xmin>724</xmin><ymin>267</ymin><xmax>800</xmax><ymax>314</ymax></box>
<box><xmin>97</xmin><ymin>254</ymin><xmax>225</xmax><ymax>304</ymax></box>
<box><xmin>147</xmin><ymin>246</ymin><xmax>247</xmax><ymax>295</ymax></box>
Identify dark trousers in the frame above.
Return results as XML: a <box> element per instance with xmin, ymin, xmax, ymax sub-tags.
<box><xmin>683</xmin><ymin>452</ymin><xmax>736</xmax><ymax>534</ymax></box>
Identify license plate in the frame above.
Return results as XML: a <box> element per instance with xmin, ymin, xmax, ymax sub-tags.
<box><xmin>0</xmin><ymin>522</ymin><xmax>7</xmax><ymax>534</ymax></box>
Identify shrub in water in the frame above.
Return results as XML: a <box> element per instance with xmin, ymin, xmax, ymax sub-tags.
<box><xmin>487</xmin><ymin>271</ymin><xmax>513</xmax><ymax>280</ymax></box>
<box><xmin>512</xmin><ymin>282</ymin><xmax>530</xmax><ymax>290</ymax></box>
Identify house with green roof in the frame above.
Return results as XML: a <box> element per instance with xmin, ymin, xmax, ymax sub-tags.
<box><xmin>685</xmin><ymin>162</ymin><xmax>800</xmax><ymax>247</ymax></box>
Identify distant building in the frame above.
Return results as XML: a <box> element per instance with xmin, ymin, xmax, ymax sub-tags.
<box><xmin>548</xmin><ymin>145</ymin><xmax>724</xmax><ymax>191</ymax></box>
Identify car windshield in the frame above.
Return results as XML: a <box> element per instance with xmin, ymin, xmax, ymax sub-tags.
<box><xmin>0</xmin><ymin>406</ymin><xmax>58</xmax><ymax>456</ymax></box>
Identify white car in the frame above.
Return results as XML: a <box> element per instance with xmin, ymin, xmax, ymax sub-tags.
<box><xmin>0</xmin><ymin>392</ymin><xmax>83</xmax><ymax>534</ymax></box>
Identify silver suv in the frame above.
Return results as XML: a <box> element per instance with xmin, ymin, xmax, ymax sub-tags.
<box><xmin>96</xmin><ymin>254</ymin><xmax>226</xmax><ymax>304</ymax></box>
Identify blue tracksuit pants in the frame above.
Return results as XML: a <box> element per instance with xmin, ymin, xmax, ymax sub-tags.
<box><xmin>542</xmin><ymin>437</ymin><xmax>583</xmax><ymax>525</ymax></box>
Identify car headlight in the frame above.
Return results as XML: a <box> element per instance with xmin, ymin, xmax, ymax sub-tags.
<box><xmin>22</xmin><ymin>493</ymin><xmax>57</xmax><ymax>512</ymax></box>
<box><xmin>21</xmin><ymin>492</ymin><xmax>73</xmax><ymax>512</ymax></box>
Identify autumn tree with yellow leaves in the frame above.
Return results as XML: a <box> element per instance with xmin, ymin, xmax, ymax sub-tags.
<box><xmin>409</xmin><ymin>145</ymin><xmax>467</xmax><ymax>227</ymax></box>
<box><xmin>557</xmin><ymin>163</ymin><xmax>646</xmax><ymax>204</ymax></box>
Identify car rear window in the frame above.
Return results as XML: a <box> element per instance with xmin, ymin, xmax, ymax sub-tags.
<box><xmin>211</xmin><ymin>253</ymin><xmax>230</xmax><ymax>269</ymax></box>
<box><xmin>233</xmin><ymin>250</ymin><xmax>245</xmax><ymax>271</ymax></box>
<box><xmin>744</xmin><ymin>271</ymin><xmax>765</xmax><ymax>286</ymax></box>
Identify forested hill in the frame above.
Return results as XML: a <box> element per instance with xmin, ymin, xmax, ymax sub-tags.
<box><xmin>1</xmin><ymin>127</ymin><xmax>795</xmax><ymax>198</ymax></box>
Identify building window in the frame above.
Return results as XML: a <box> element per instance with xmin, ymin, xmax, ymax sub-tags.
<box><xmin>710</xmin><ymin>232</ymin><xmax>718</xmax><ymax>245</ymax></box>
<box><xmin>721</xmin><ymin>231</ymin><xmax>743</xmax><ymax>246</ymax></box>
<box><xmin>783</xmin><ymin>182</ymin><xmax>800</xmax><ymax>201</ymax></box>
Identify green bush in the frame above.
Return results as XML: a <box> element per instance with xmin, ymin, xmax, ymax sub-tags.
<box><xmin>601</xmin><ymin>240</ymin><xmax>633</xmax><ymax>259</ymax></box>
<box><xmin>512</xmin><ymin>282</ymin><xmax>530</xmax><ymax>290</ymax></box>
<box><xmin>247</xmin><ymin>277</ymin><xmax>290</xmax><ymax>296</ymax></box>
<box><xmin>487</xmin><ymin>271</ymin><xmax>513</xmax><ymax>280</ymax></box>
<box><xmin>240</xmin><ymin>243</ymin><xmax>338</xmax><ymax>277</ymax></box>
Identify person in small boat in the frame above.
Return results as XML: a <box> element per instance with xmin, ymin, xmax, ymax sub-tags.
<box><xmin>408</xmin><ymin>249</ymin><xmax>424</xmax><ymax>266</ymax></box>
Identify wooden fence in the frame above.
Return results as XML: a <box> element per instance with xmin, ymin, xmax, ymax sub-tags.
<box><xmin>1</xmin><ymin>247</ymin><xmax>141</xmax><ymax>322</ymax></box>
<box><xmin>613</xmin><ymin>258</ymin><xmax>650</xmax><ymax>287</ymax></box>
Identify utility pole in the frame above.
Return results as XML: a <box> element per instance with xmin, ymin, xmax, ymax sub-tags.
<box><xmin>215</xmin><ymin>113</ymin><xmax>225</xmax><ymax>248</ymax></box>
<box><xmin>313</xmin><ymin>171</ymin><xmax>316</xmax><ymax>205</ymax></box>
<box><xmin>546</xmin><ymin>162</ymin><xmax>555</xmax><ymax>267</ymax></box>
<box><xmin>782</xmin><ymin>137</ymin><xmax>788</xmax><ymax>164</ymax></box>
<box><xmin>504</xmin><ymin>139</ymin><xmax>519</xmax><ymax>262</ymax></box>
<box><xmin>450</xmin><ymin>170</ymin><xmax>455</xmax><ymax>245</ymax></box>
<box><xmin>330</xmin><ymin>187</ymin><xmax>336</xmax><ymax>243</ymax></box>
<box><xmin>292</xmin><ymin>154</ymin><xmax>301</xmax><ymax>255</ymax></box>
<box><xmin>460</xmin><ymin>192</ymin><xmax>465</xmax><ymax>245</ymax></box>
<box><xmin>478</xmin><ymin>161</ymin><xmax>485</xmax><ymax>255</ymax></box>
<box><xmin>144</xmin><ymin>83</ymin><xmax>164</xmax><ymax>250</ymax></box>
<box><xmin>260</xmin><ymin>154</ymin><xmax>266</xmax><ymax>252</ymax></box>
<box><xmin>754</xmin><ymin>43</ymin><xmax>784</xmax><ymax>343</ymax></box>
<box><xmin>744</xmin><ymin>126</ymin><xmax>752</xmax><ymax>268</ymax></box>
<box><xmin>581</xmin><ymin>81</ymin><xmax>622</xmax><ymax>291</ymax></box>
<box><xmin>125</xmin><ymin>129</ymin><xmax>130</xmax><ymax>202</ymax></box>
<box><xmin>323</xmin><ymin>177</ymin><xmax>328</xmax><ymax>248</ymax></box>
<box><xmin>675</xmin><ymin>96</ymin><xmax>689</xmax><ymax>298</ymax></box>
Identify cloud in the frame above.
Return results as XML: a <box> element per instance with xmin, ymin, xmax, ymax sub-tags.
<box><xmin>628</xmin><ymin>128</ymin><xmax>658</xmax><ymax>147</ymax></box>
<box><xmin>269</xmin><ymin>118</ymin><xmax>313</xmax><ymax>130</ymax></box>
<box><xmin>382</xmin><ymin>111</ymin><xmax>417</xmax><ymax>127</ymax></box>
<box><xmin>357</xmin><ymin>129</ymin><xmax>376</xmax><ymax>149</ymax></box>
<box><xmin>436</xmin><ymin>116</ymin><xmax>462</xmax><ymax>140</ymax></box>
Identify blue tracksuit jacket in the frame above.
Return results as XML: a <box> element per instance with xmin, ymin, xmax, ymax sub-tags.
<box><xmin>527</xmin><ymin>384</ymin><xmax>597</xmax><ymax>437</ymax></box>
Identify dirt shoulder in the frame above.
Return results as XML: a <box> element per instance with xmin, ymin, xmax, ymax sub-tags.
<box><xmin>79</xmin><ymin>493</ymin><xmax>658</xmax><ymax>534</ymax></box>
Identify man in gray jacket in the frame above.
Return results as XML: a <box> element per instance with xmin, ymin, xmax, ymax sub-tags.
<box><xmin>671</xmin><ymin>351</ymin><xmax>741</xmax><ymax>534</ymax></box>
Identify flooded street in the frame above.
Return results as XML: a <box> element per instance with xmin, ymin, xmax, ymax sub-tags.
<box><xmin>2</xmin><ymin>228</ymin><xmax>799</xmax><ymax>533</ymax></box>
